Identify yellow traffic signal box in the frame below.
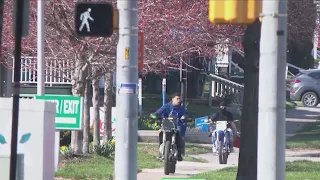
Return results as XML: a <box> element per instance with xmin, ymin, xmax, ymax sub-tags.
<box><xmin>208</xmin><ymin>0</ymin><xmax>262</xmax><ymax>24</ymax></box>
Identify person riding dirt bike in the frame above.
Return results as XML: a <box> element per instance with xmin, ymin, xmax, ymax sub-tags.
<box><xmin>150</xmin><ymin>92</ymin><xmax>186</xmax><ymax>161</ymax></box>
<box><xmin>206</xmin><ymin>101</ymin><xmax>240</xmax><ymax>153</ymax></box>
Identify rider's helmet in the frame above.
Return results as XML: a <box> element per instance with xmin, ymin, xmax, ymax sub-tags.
<box><xmin>219</xmin><ymin>101</ymin><xmax>228</xmax><ymax>110</ymax></box>
<box><xmin>219</xmin><ymin>101</ymin><xmax>227</xmax><ymax>107</ymax></box>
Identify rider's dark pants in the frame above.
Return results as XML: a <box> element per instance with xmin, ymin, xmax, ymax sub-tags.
<box><xmin>159</xmin><ymin>131</ymin><xmax>182</xmax><ymax>155</ymax></box>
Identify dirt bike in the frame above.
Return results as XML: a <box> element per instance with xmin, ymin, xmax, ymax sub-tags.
<box><xmin>215</xmin><ymin>129</ymin><xmax>232</xmax><ymax>164</ymax></box>
<box><xmin>205</xmin><ymin>120</ymin><xmax>234</xmax><ymax>164</ymax></box>
<box><xmin>159</xmin><ymin>116</ymin><xmax>183</xmax><ymax>175</ymax></box>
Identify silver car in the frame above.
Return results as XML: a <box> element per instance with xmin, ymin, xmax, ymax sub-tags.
<box><xmin>290</xmin><ymin>69</ymin><xmax>320</xmax><ymax>107</ymax></box>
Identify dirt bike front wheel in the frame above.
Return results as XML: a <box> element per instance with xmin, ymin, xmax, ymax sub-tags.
<box><xmin>164</xmin><ymin>140</ymin><xmax>172</xmax><ymax>175</ymax></box>
<box><xmin>218</xmin><ymin>141</ymin><xmax>228</xmax><ymax>164</ymax></box>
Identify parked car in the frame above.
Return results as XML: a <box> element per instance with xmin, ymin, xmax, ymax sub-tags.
<box><xmin>290</xmin><ymin>69</ymin><xmax>320</xmax><ymax>107</ymax></box>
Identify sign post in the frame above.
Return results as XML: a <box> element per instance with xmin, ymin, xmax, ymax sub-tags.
<box><xmin>34</xmin><ymin>95</ymin><xmax>83</xmax><ymax>171</ymax></box>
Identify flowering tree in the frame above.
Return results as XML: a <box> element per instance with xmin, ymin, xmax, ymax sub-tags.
<box><xmin>138</xmin><ymin>0</ymin><xmax>245</xmax><ymax>74</ymax></box>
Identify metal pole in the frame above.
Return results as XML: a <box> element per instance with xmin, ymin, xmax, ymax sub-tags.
<box><xmin>114</xmin><ymin>0</ymin><xmax>138</xmax><ymax>179</ymax></box>
<box><xmin>179</xmin><ymin>60</ymin><xmax>184</xmax><ymax>106</ymax></box>
<box><xmin>314</xmin><ymin>13</ymin><xmax>319</xmax><ymax>62</ymax></box>
<box><xmin>10</xmin><ymin>0</ymin><xmax>24</xmax><ymax>179</ymax></box>
<box><xmin>162</xmin><ymin>78</ymin><xmax>166</xmax><ymax>106</ymax></box>
<box><xmin>37</xmin><ymin>0</ymin><xmax>45</xmax><ymax>95</ymax></box>
<box><xmin>257</xmin><ymin>0</ymin><xmax>287</xmax><ymax>179</ymax></box>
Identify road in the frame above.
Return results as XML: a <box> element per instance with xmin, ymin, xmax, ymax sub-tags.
<box><xmin>137</xmin><ymin>107</ymin><xmax>320</xmax><ymax>180</ymax></box>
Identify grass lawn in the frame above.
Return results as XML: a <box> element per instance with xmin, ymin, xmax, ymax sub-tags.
<box><xmin>294</xmin><ymin>101</ymin><xmax>303</xmax><ymax>107</ymax></box>
<box><xmin>55</xmin><ymin>150</ymin><xmax>160</xmax><ymax>180</ymax></box>
<box><xmin>286</xmin><ymin>122</ymin><xmax>320</xmax><ymax>149</ymax></box>
<box><xmin>191</xmin><ymin>160</ymin><xmax>320</xmax><ymax>180</ymax></box>
<box><xmin>55</xmin><ymin>143</ymin><xmax>210</xmax><ymax>179</ymax></box>
<box><xmin>143</xmin><ymin>98</ymin><xmax>218</xmax><ymax>118</ymax></box>
<box><xmin>286</xmin><ymin>101</ymin><xmax>296</xmax><ymax>111</ymax></box>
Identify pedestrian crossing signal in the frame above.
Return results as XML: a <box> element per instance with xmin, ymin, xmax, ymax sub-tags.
<box><xmin>75</xmin><ymin>2</ymin><xmax>114</xmax><ymax>37</ymax></box>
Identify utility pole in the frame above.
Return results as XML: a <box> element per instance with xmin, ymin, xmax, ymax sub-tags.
<box><xmin>179</xmin><ymin>60</ymin><xmax>185</xmax><ymax>107</ymax></box>
<box><xmin>162</xmin><ymin>78</ymin><xmax>166</xmax><ymax>106</ymax></box>
<box><xmin>37</xmin><ymin>0</ymin><xmax>44</xmax><ymax>95</ymax></box>
<box><xmin>314</xmin><ymin>13</ymin><xmax>319</xmax><ymax>60</ymax></box>
<box><xmin>10</xmin><ymin>0</ymin><xmax>24</xmax><ymax>179</ymax></box>
<box><xmin>257</xmin><ymin>0</ymin><xmax>287</xmax><ymax>180</ymax></box>
<box><xmin>114</xmin><ymin>0</ymin><xmax>138</xmax><ymax>179</ymax></box>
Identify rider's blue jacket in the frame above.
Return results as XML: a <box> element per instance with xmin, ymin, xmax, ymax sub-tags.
<box><xmin>154</xmin><ymin>101</ymin><xmax>187</xmax><ymax>136</ymax></box>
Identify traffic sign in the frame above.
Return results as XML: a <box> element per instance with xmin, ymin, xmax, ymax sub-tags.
<box><xmin>194</xmin><ymin>116</ymin><xmax>210</xmax><ymax>132</ymax></box>
<box><xmin>75</xmin><ymin>2</ymin><xmax>113</xmax><ymax>37</ymax></box>
<box><xmin>34</xmin><ymin>95</ymin><xmax>83</xmax><ymax>130</ymax></box>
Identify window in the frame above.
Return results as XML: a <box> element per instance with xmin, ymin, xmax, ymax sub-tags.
<box><xmin>308</xmin><ymin>72</ymin><xmax>320</xmax><ymax>79</ymax></box>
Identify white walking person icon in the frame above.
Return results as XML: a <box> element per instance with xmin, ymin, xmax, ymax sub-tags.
<box><xmin>79</xmin><ymin>8</ymin><xmax>94</xmax><ymax>32</ymax></box>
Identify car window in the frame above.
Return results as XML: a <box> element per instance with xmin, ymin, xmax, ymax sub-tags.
<box><xmin>295</xmin><ymin>72</ymin><xmax>303</xmax><ymax>78</ymax></box>
<box><xmin>308</xmin><ymin>72</ymin><xmax>320</xmax><ymax>79</ymax></box>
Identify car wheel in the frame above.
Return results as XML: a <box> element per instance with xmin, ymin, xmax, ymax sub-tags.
<box><xmin>301</xmin><ymin>92</ymin><xmax>319</xmax><ymax>107</ymax></box>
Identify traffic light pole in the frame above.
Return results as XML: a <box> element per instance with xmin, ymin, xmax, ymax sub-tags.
<box><xmin>37</xmin><ymin>0</ymin><xmax>45</xmax><ymax>95</ymax></box>
<box><xmin>257</xmin><ymin>0</ymin><xmax>287</xmax><ymax>180</ymax></box>
<box><xmin>114</xmin><ymin>0</ymin><xmax>138</xmax><ymax>179</ymax></box>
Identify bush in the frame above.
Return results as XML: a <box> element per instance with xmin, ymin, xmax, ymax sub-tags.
<box><xmin>93</xmin><ymin>139</ymin><xmax>115</xmax><ymax>158</ymax></box>
<box><xmin>138</xmin><ymin>116</ymin><xmax>160</xmax><ymax>130</ymax></box>
<box><xmin>60</xmin><ymin>145</ymin><xmax>73</xmax><ymax>158</ymax></box>
<box><xmin>89</xmin><ymin>142</ymin><xmax>94</xmax><ymax>153</ymax></box>
<box><xmin>187</xmin><ymin>119</ymin><xmax>195</xmax><ymax>128</ymax></box>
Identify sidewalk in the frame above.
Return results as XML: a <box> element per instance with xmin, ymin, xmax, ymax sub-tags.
<box><xmin>138</xmin><ymin>107</ymin><xmax>320</xmax><ymax>180</ymax></box>
<box><xmin>138</xmin><ymin>150</ymin><xmax>320</xmax><ymax>180</ymax></box>
<box><xmin>137</xmin><ymin>152</ymin><xmax>238</xmax><ymax>179</ymax></box>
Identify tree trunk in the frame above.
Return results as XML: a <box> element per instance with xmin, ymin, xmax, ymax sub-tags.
<box><xmin>103</xmin><ymin>72</ymin><xmax>113</xmax><ymax>140</ymax></box>
<box><xmin>92</xmin><ymin>78</ymin><xmax>100</xmax><ymax>146</ymax></box>
<box><xmin>236</xmin><ymin>19</ymin><xmax>261</xmax><ymax>180</ymax></box>
<box><xmin>82</xmin><ymin>79</ymin><xmax>91</xmax><ymax>154</ymax></box>
<box><xmin>71</xmin><ymin>56</ymin><xmax>88</xmax><ymax>154</ymax></box>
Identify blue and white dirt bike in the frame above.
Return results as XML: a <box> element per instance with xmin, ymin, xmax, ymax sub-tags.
<box><xmin>205</xmin><ymin>120</ymin><xmax>232</xmax><ymax>164</ymax></box>
<box><xmin>215</xmin><ymin>128</ymin><xmax>231</xmax><ymax>164</ymax></box>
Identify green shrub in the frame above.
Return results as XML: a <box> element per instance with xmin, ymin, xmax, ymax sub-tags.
<box><xmin>93</xmin><ymin>139</ymin><xmax>115</xmax><ymax>158</ymax></box>
<box><xmin>89</xmin><ymin>142</ymin><xmax>94</xmax><ymax>153</ymax></box>
<box><xmin>138</xmin><ymin>116</ymin><xmax>160</xmax><ymax>130</ymax></box>
<box><xmin>60</xmin><ymin>145</ymin><xmax>73</xmax><ymax>158</ymax></box>
<box><xmin>187</xmin><ymin>118</ymin><xmax>195</xmax><ymax>128</ymax></box>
